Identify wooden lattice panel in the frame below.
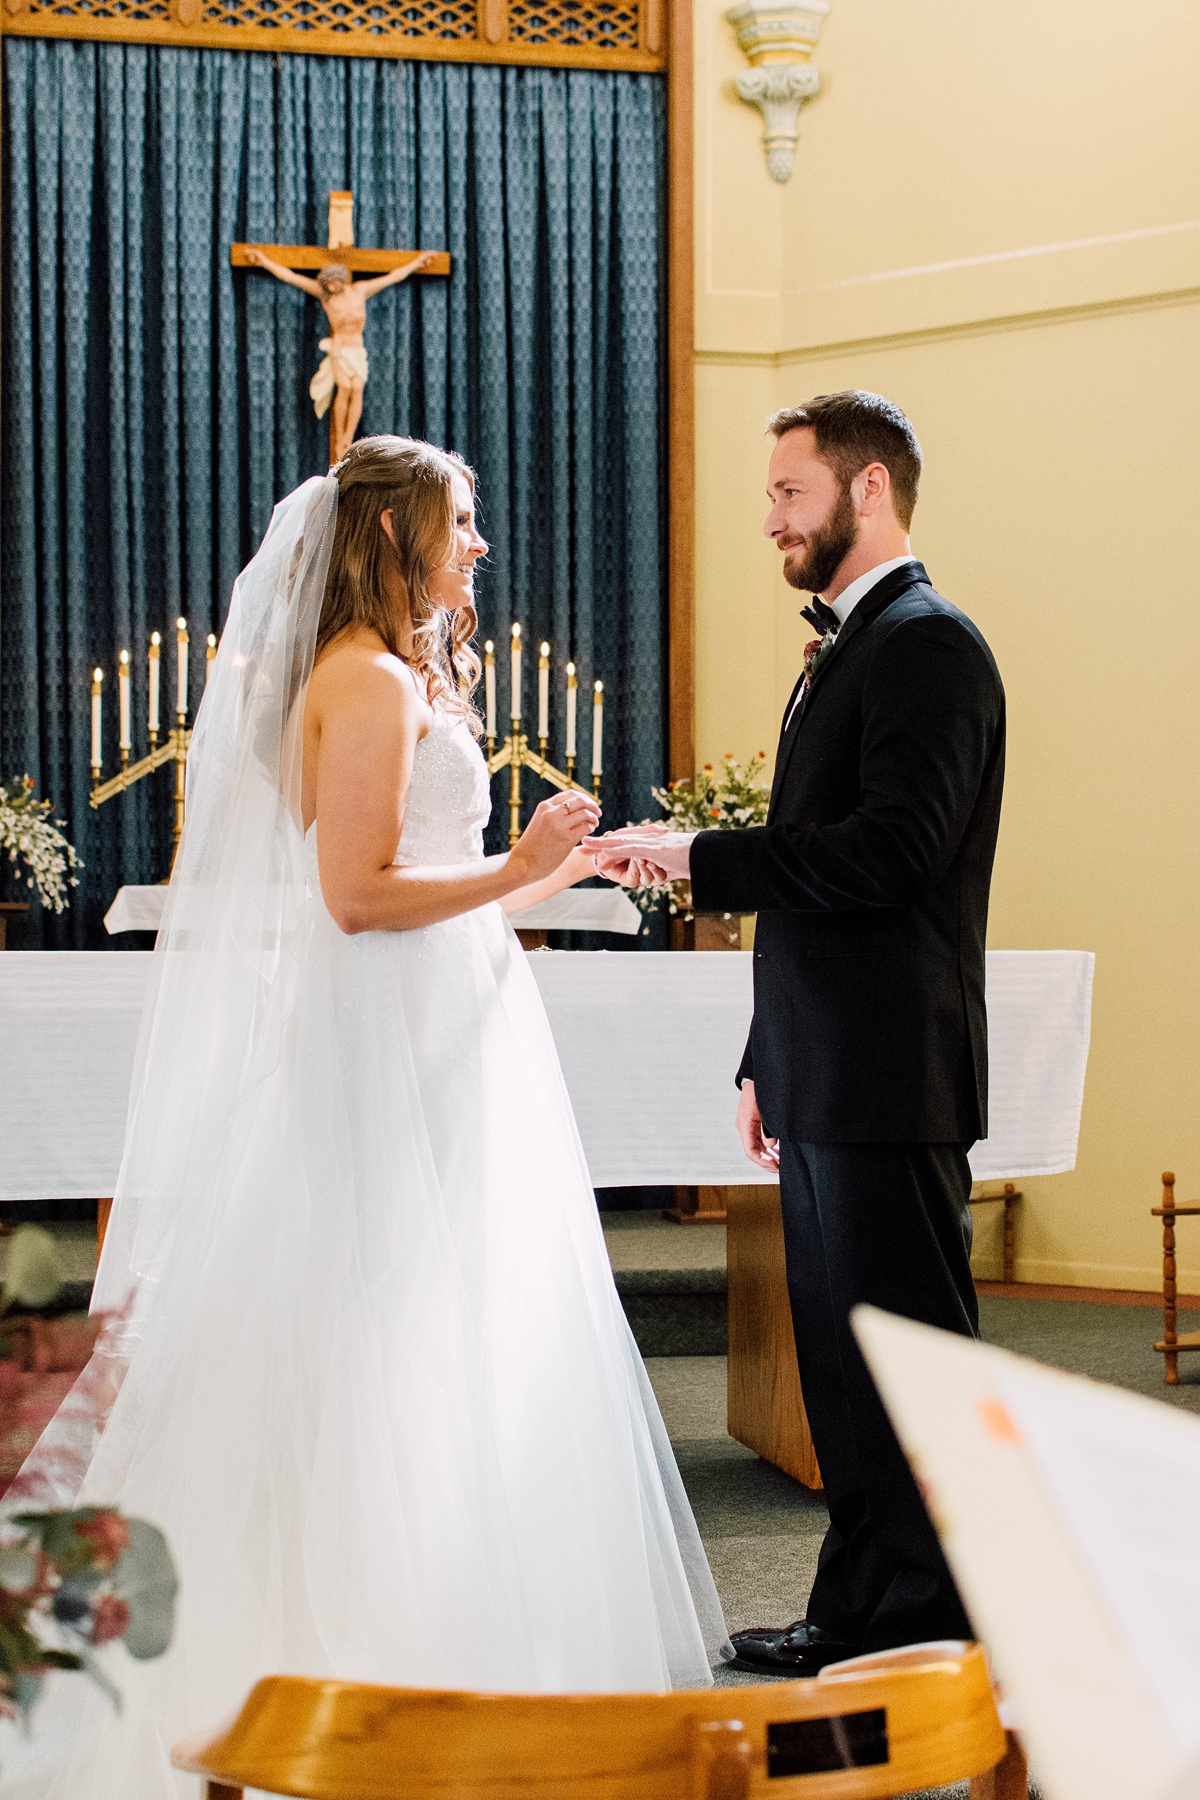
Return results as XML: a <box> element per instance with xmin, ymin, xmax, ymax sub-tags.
<box><xmin>21</xmin><ymin>0</ymin><xmax>173</xmax><ymax>19</ymax></box>
<box><xmin>201</xmin><ymin>0</ymin><xmax>477</xmax><ymax>41</ymax></box>
<box><xmin>507</xmin><ymin>0</ymin><xmax>638</xmax><ymax>48</ymax></box>
<box><xmin>0</xmin><ymin>0</ymin><xmax>664</xmax><ymax>67</ymax></box>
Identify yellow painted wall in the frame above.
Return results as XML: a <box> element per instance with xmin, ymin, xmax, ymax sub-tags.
<box><xmin>692</xmin><ymin>0</ymin><xmax>1200</xmax><ymax>1287</ymax></box>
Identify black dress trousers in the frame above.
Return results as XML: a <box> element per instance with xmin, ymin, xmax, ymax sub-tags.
<box><xmin>777</xmin><ymin>1139</ymin><xmax>979</xmax><ymax>1651</ymax></box>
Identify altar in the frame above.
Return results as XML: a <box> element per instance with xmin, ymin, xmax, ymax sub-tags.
<box><xmin>0</xmin><ymin>946</ymin><xmax>1092</xmax><ymax>1492</ymax></box>
<box><xmin>0</xmin><ymin>948</ymin><xmax>1093</xmax><ymax>1201</ymax></box>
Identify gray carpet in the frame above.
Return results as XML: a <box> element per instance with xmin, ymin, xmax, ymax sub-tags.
<box><xmin>641</xmin><ymin>1290</ymin><xmax>1190</xmax><ymax>1798</ymax></box>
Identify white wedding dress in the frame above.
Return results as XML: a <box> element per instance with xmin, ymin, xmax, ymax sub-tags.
<box><xmin>18</xmin><ymin>697</ymin><xmax>730</xmax><ymax>1796</ymax></box>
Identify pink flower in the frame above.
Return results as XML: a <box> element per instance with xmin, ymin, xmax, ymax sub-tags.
<box><xmin>74</xmin><ymin>1513</ymin><xmax>129</xmax><ymax>1571</ymax></box>
<box><xmin>88</xmin><ymin>1594</ymin><xmax>130</xmax><ymax>1646</ymax></box>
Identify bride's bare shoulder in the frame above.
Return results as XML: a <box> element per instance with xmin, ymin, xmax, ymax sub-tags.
<box><xmin>309</xmin><ymin>631</ymin><xmax>428</xmax><ymax>723</ymax></box>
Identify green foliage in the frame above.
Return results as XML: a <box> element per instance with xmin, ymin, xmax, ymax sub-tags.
<box><xmin>114</xmin><ymin>1519</ymin><xmax>179</xmax><ymax>1660</ymax></box>
<box><xmin>628</xmin><ymin>753</ymin><xmax>771</xmax><ymax>923</ymax></box>
<box><xmin>650</xmin><ymin>752</ymin><xmax>771</xmax><ymax>835</ymax></box>
<box><xmin>1</xmin><ymin>1227</ymin><xmax>64</xmax><ymax>1312</ymax></box>
<box><xmin>0</xmin><ymin>1509</ymin><xmax>178</xmax><ymax>1735</ymax></box>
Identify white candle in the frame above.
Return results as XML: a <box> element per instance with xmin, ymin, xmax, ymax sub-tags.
<box><xmin>118</xmin><ymin>650</ymin><xmax>131</xmax><ymax>751</ymax></box>
<box><xmin>484</xmin><ymin>641</ymin><xmax>496</xmax><ymax>737</ymax></box>
<box><xmin>566</xmin><ymin>663</ymin><xmax>577</xmax><ymax>758</ymax></box>
<box><xmin>592</xmin><ymin>680</ymin><xmax>604</xmax><ymax>777</ymax></box>
<box><xmin>510</xmin><ymin>623</ymin><xmax>522</xmax><ymax>722</ymax></box>
<box><xmin>148</xmin><ymin>633</ymin><xmax>161</xmax><ymax>735</ymax></box>
<box><xmin>206</xmin><ymin>633</ymin><xmax>217</xmax><ymax>685</ymax></box>
<box><xmin>538</xmin><ymin>643</ymin><xmax>550</xmax><ymax>740</ymax></box>
<box><xmin>91</xmin><ymin>669</ymin><xmax>103</xmax><ymax>770</ymax></box>
<box><xmin>176</xmin><ymin>617</ymin><xmax>189</xmax><ymax>717</ymax></box>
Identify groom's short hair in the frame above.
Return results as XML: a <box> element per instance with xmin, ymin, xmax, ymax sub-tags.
<box><xmin>768</xmin><ymin>391</ymin><xmax>923</xmax><ymax>528</ymax></box>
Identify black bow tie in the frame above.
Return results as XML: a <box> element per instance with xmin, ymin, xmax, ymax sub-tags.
<box><xmin>801</xmin><ymin>596</ymin><xmax>840</xmax><ymax>637</ymax></box>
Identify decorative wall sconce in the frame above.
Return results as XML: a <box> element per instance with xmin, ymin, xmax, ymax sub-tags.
<box><xmin>724</xmin><ymin>0</ymin><xmax>829</xmax><ymax>184</ymax></box>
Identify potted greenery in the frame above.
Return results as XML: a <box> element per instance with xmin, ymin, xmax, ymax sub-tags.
<box><xmin>631</xmin><ymin>753</ymin><xmax>769</xmax><ymax>949</ymax></box>
<box><xmin>0</xmin><ymin>776</ymin><xmax>83</xmax><ymax>946</ymax></box>
<box><xmin>0</xmin><ymin>1225</ymin><xmax>178</xmax><ymax>1733</ymax></box>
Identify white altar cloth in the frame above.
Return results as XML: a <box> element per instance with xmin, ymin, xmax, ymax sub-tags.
<box><xmin>103</xmin><ymin>882</ymin><xmax>643</xmax><ymax>937</ymax></box>
<box><xmin>0</xmin><ymin>948</ymin><xmax>1092</xmax><ymax>1199</ymax></box>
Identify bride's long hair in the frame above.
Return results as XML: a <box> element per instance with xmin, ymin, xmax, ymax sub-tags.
<box><xmin>317</xmin><ymin>435</ymin><xmax>483</xmax><ymax>732</ymax></box>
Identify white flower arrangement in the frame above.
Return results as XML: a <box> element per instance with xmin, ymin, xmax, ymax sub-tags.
<box><xmin>0</xmin><ymin>777</ymin><xmax>83</xmax><ymax>915</ymax></box>
<box><xmin>628</xmin><ymin>752</ymin><xmax>770</xmax><ymax>923</ymax></box>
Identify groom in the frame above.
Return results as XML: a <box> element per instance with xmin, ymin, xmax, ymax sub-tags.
<box><xmin>590</xmin><ymin>391</ymin><xmax>1005</xmax><ymax>1672</ymax></box>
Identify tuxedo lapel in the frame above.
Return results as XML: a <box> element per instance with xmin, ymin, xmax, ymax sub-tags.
<box><xmin>768</xmin><ymin>676</ymin><xmax>807</xmax><ymax>815</ymax></box>
<box><xmin>766</xmin><ymin>562</ymin><xmax>928</xmax><ymax>823</ymax></box>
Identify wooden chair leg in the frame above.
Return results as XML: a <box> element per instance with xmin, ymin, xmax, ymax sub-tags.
<box><xmin>206</xmin><ymin>1784</ymin><xmax>243</xmax><ymax>1800</ymax></box>
<box><xmin>1162</xmin><ymin>1172</ymin><xmax>1178</xmax><ymax>1385</ymax></box>
<box><xmin>1002</xmin><ymin>1183</ymin><xmax>1017</xmax><ymax>1285</ymax></box>
<box><xmin>968</xmin><ymin>1730</ymin><xmax>1028</xmax><ymax>1800</ymax></box>
<box><xmin>97</xmin><ymin>1197</ymin><xmax>114</xmax><ymax>1262</ymax></box>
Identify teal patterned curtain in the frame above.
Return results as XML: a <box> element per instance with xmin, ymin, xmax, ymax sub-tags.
<box><xmin>1</xmin><ymin>40</ymin><xmax>666</xmax><ymax>946</ymax></box>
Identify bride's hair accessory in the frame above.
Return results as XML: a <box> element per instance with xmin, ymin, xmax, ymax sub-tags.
<box><xmin>321</xmin><ymin>436</ymin><xmax>482</xmax><ymax>735</ymax></box>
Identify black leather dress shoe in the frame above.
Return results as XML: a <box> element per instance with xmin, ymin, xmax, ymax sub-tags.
<box><xmin>726</xmin><ymin>1620</ymin><xmax>862</xmax><ymax>1677</ymax></box>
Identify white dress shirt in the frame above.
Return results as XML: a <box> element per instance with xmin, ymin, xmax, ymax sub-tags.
<box><xmin>785</xmin><ymin>554</ymin><xmax>917</xmax><ymax>730</ymax></box>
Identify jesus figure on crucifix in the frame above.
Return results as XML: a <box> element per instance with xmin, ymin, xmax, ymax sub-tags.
<box><xmin>244</xmin><ymin>248</ymin><xmax>434</xmax><ymax>461</ymax></box>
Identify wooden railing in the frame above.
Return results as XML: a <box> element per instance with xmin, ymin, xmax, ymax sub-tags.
<box><xmin>0</xmin><ymin>0</ymin><xmax>665</xmax><ymax>71</ymax></box>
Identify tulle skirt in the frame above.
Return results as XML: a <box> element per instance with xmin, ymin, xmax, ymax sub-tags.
<box><xmin>21</xmin><ymin>900</ymin><xmax>729</xmax><ymax>1795</ymax></box>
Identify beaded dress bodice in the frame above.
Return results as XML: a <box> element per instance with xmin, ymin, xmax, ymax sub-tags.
<box><xmin>393</xmin><ymin>711</ymin><xmax>491</xmax><ymax>867</ymax></box>
<box><xmin>305</xmin><ymin>710</ymin><xmax>491</xmax><ymax>891</ymax></box>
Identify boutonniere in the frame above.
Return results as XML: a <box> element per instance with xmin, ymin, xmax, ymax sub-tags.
<box><xmin>803</xmin><ymin>631</ymin><xmax>837</xmax><ymax>689</ymax></box>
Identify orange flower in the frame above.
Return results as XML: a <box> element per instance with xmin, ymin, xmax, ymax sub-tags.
<box><xmin>709</xmin><ymin>808</ymin><xmax>721</xmax><ymax>818</ymax></box>
<box><xmin>74</xmin><ymin>1512</ymin><xmax>129</xmax><ymax>1572</ymax></box>
<box><xmin>702</xmin><ymin>763</ymin><xmax>713</xmax><ymax>772</ymax></box>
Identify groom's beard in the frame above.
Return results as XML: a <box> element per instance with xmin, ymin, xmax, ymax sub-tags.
<box><xmin>782</xmin><ymin>484</ymin><xmax>859</xmax><ymax>595</ymax></box>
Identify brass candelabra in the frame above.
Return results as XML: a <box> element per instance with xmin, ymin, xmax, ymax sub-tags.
<box><xmin>89</xmin><ymin>620</ymin><xmax>217</xmax><ymax>873</ymax></box>
<box><xmin>484</xmin><ymin>628</ymin><xmax>603</xmax><ymax>847</ymax></box>
<box><xmin>90</xmin><ymin>620</ymin><xmax>601</xmax><ymax>862</ymax></box>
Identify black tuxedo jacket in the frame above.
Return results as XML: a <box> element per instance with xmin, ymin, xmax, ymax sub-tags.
<box><xmin>690</xmin><ymin>562</ymin><xmax>1005</xmax><ymax>1144</ymax></box>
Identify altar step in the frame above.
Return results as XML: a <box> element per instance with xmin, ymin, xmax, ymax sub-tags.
<box><xmin>5</xmin><ymin>1215</ymin><xmax>730</xmax><ymax>1357</ymax></box>
<box><xmin>602</xmin><ymin>1213</ymin><xmax>727</xmax><ymax>1357</ymax></box>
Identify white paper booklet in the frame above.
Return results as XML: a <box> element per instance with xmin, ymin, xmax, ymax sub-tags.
<box><xmin>852</xmin><ymin>1306</ymin><xmax>1200</xmax><ymax>1800</ymax></box>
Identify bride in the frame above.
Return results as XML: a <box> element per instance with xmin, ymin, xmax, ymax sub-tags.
<box><xmin>23</xmin><ymin>437</ymin><xmax>730</xmax><ymax>1795</ymax></box>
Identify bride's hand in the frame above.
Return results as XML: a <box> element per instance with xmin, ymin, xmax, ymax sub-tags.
<box><xmin>555</xmin><ymin>846</ymin><xmax>599</xmax><ymax>888</ymax></box>
<box><xmin>508</xmin><ymin>793</ymin><xmax>602</xmax><ymax>888</ymax></box>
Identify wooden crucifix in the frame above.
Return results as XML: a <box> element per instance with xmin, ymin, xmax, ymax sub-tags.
<box><xmin>231</xmin><ymin>192</ymin><xmax>449</xmax><ymax>464</ymax></box>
